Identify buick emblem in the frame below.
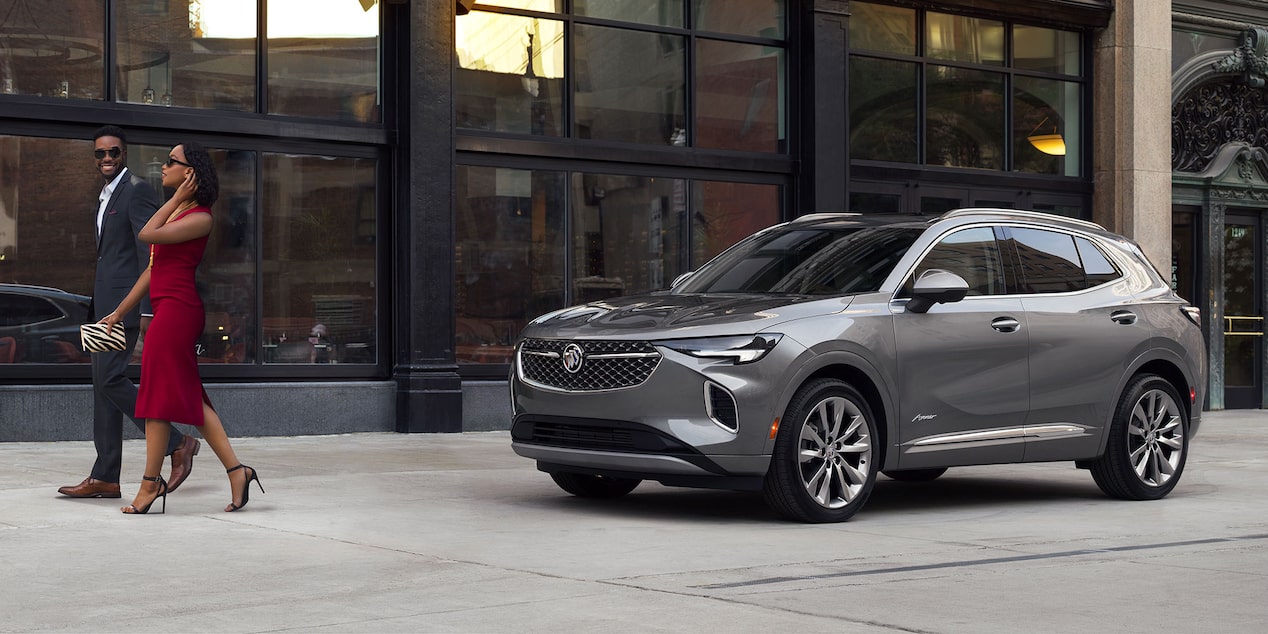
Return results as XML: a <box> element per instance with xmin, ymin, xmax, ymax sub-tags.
<box><xmin>562</xmin><ymin>343</ymin><xmax>585</xmax><ymax>374</ymax></box>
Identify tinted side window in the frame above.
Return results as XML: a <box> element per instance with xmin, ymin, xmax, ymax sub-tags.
<box><xmin>907</xmin><ymin>227</ymin><xmax>1005</xmax><ymax>296</ymax></box>
<box><xmin>0</xmin><ymin>294</ymin><xmax>63</xmax><ymax>327</ymax></box>
<box><xmin>1076</xmin><ymin>237</ymin><xmax>1121</xmax><ymax>286</ymax></box>
<box><xmin>1010</xmin><ymin>227</ymin><xmax>1084</xmax><ymax>293</ymax></box>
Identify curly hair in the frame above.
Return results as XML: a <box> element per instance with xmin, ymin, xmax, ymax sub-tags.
<box><xmin>178</xmin><ymin>141</ymin><xmax>219</xmax><ymax>207</ymax></box>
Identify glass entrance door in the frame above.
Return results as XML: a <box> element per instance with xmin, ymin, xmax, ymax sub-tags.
<box><xmin>1223</xmin><ymin>214</ymin><xmax>1263</xmax><ymax>409</ymax></box>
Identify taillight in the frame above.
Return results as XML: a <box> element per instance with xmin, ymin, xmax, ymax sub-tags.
<box><xmin>1181</xmin><ymin>305</ymin><xmax>1201</xmax><ymax>326</ymax></box>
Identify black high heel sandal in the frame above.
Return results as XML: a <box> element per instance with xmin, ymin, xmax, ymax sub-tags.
<box><xmin>225</xmin><ymin>464</ymin><xmax>264</xmax><ymax>512</ymax></box>
<box><xmin>122</xmin><ymin>474</ymin><xmax>167</xmax><ymax>515</ymax></box>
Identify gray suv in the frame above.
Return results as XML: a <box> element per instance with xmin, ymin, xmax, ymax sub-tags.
<box><xmin>510</xmin><ymin>209</ymin><xmax>1206</xmax><ymax>522</ymax></box>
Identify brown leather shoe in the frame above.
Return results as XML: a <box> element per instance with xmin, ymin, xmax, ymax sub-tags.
<box><xmin>57</xmin><ymin>477</ymin><xmax>121</xmax><ymax>498</ymax></box>
<box><xmin>167</xmin><ymin>435</ymin><xmax>201</xmax><ymax>493</ymax></box>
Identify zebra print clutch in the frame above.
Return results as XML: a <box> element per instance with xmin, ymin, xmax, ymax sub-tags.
<box><xmin>79</xmin><ymin>323</ymin><xmax>126</xmax><ymax>353</ymax></box>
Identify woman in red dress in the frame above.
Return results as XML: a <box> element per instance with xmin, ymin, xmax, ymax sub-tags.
<box><xmin>102</xmin><ymin>141</ymin><xmax>262</xmax><ymax>515</ymax></box>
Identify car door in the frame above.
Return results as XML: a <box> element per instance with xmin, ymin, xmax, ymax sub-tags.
<box><xmin>893</xmin><ymin>226</ymin><xmax>1029</xmax><ymax>469</ymax></box>
<box><xmin>1005</xmin><ymin>227</ymin><xmax>1149</xmax><ymax>460</ymax></box>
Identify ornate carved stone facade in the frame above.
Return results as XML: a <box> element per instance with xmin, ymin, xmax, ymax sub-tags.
<box><xmin>1173</xmin><ymin>82</ymin><xmax>1268</xmax><ymax>172</ymax></box>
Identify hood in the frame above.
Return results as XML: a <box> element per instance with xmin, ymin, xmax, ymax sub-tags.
<box><xmin>520</xmin><ymin>292</ymin><xmax>853</xmax><ymax>340</ymax></box>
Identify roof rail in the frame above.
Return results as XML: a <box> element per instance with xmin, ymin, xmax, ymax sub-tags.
<box><xmin>940</xmin><ymin>208</ymin><xmax>1105</xmax><ymax>231</ymax></box>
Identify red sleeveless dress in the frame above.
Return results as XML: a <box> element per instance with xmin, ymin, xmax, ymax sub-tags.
<box><xmin>135</xmin><ymin>206</ymin><xmax>213</xmax><ymax>426</ymax></box>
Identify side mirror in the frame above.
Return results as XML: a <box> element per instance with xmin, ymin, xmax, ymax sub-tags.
<box><xmin>905</xmin><ymin>269</ymin><xmax>969</xmax><ymax>314</ymax></box>
<box><xmin>670</xmin><ymin>271</ymin><xmax>695</xmax><ymax>289</ymax></box>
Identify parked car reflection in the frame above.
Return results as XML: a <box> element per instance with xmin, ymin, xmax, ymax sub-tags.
<box><xmin>0</xmin><ymin>283</ymin><xmax>91</xmax><ymax>364</ymax></box>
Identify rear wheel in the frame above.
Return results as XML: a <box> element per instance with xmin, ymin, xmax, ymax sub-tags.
<box><xmin>1090</xmin><ymin>374</ymin><xmax>1188</xmax><ymax>500</ymax></box>
<box><xmin>763</xmin><ymin>379</ymin><xmax>878</xmax><ymax>523</ymax></box>
<box><xmin>550</xmin><ymin>472</ymin><xmax>641</xmax><ymax>498</ymax></box>
<box><xmin>882</xmin><ymin>467</ymin><xmax>947</xmax><ymax>482</ymax></box>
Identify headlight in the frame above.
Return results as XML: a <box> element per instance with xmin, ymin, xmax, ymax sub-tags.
<box><xmin>655</xmin><ymin>334</ymin><xmax>783</xmax><ymax>364</ymax></box>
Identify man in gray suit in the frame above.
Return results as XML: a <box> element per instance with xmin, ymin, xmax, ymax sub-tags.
<box><xmin>58</xmin><ymin>126</ymin><xmax>200</xmax><ymax>499</ymax></box>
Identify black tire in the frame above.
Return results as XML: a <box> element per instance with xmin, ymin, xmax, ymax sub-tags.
<box><xmin>882</xmin><ymin>467</ymin><xmax>948</xmax><ymax>482</ymax></box>
<box><xmin>550</xmin><ymin>472</ymin><xmax>641</xmax><ymax>498</ymax></box>
<box><xmin>763</xmin><ymin>379</ymin><xmax>878</xmax><ymax>523</ymax></box>
<box><xmin>1090</xmin><ymin>374</ymin><xmax>1189</xmax><ymax>500</ymax></box>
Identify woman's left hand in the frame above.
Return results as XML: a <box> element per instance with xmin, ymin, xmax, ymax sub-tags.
<box><xmin>99</xmin><ymin>311</ymin><xmax>124</xmax><ymax>335</ymax></box>
<box><xmin>174</xmin><ymin>171</ymin><xmax>198</xmax><ymax>204</ymax></box>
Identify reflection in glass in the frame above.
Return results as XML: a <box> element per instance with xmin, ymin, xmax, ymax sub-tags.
<box><xmin>1014</xmin><ymin>77</ymin><xmax>1080</xmax><ymax>176</ymax></box>
<box><xmin>575</xmin><ymin>0</ymin><xmax>683</xmax><ymax>27</ymax></box>
<box><xmin>694</xmin><ymin>0</ymin><xmax>784</xmax><ymax>38</ymax></box>
<box><xmin>1014</xmin><ymin>25</ymin><xmax>1080</xmax><ymax>74</ymax></box>
<box><xmin>1224</xmin><ymin>223</ymin><xmax>1257</xmax><ymax>388</ymax></box>
<box><xmin>1010</xmin><ymin>227</ymin><xmax>1083</xmax><ymax>293</ymax></box>
<box><xmin>267</xmin><ymin>0</ymin><xmax>380</xmax><ymax>122</ymax></box>
<box><xmin>455</xmin><ymin>166</ymin><xmax>565</xmax><ymax>364</ymax></box>
<box><xmin>849</xmin><ymin>57</ymin><xmax>917</xmax><ymax>162</ymax></box>
<box><xmin>0</xmin><ymin>135</ymin><xmax>98</xmax><ymax>363</ymax></box>
<box><xmin>119</xmin><ymin>1</ymin><xmax>255</xmax><ymax>110</ymax></box>
<box><xmin>849</xmin><ymin>2</ymin><xmax>915</xmax><ymax>55</ymax></box>
<box><xmin>1171</xmin><ymin>211</ymin><xmax>1195</xmax><ymax>300</ymax></box>
<box><xmin>0</xmin><ymin>0</ymin><xmax>103</xmax><ymax>100</ymax></box>
<box><xmin>571</xmin><ymin>173</ymin><xmax>685</xmax><ymax>300</ymax></box>
<box><xmin>478</xmin><ymin>0</ymin><xmax>564</xmax><ymax>11</ymax></box>
<box><xmin>456</xmin><ymin>11</ymin><xmax>564</xmax><ymax>136</ymax></box>
<box><xmin>926</xmin><ymin>12</ymin><xmax>1004</xmax><ymax>65</ymax></box>
<box><xmin>574</xmin><ymin>25</ymin><xmax>684</xmax><ymax>144</ymax></box>
<box><xmin>695</xmin><ymin>40</ymin><xmax>783</xmax><ymax>152</ymax></box>
<box><xmin>692</xmin><ymin>181</ymin><xmax>781</xmax><ymax>267</ymax></box>
<box><xmin>848</xmin><ymin>191</ymin><xmax>903</xmax><ymax>214</ymax></box>
<box><xmin>262</xmin><ymin>154</ymin><xmax>376</xmax><ymax>364</ymax></box>
<box><xmin>911</xmin><ymin>227</ymin><xmax>1003</xmax><ymax>296</ymax></box>
<box><xmin>926</xmin><ymin>66</ymin><xmax>1003</xmax><ymax>169</ymax></box>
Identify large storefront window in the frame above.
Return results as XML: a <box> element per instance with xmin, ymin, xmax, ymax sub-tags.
<box><xmin>266</xmin><ymin>0</ymin><xmax>380</xmax><ymax>122</ymax></box>
<box><xmin>849</xmin><ymin>2</ymin><xmax>1085</xmax><ymax>177</ymax></box>
<box><xmin>262</xmin><ymin>153</ymin><xmax>377</xmax><ymax>364</ymax></box>
<box><xmin>0</xmin><ymin>135</ymin><xmax>97</xmax><ymax>364</ymax></box>
<box><xmin>0</xmin><ymin>134</ymin><xmax>375</xmax><ymax>368</ymax></box>
<box><xmin>118</xmin><ymin>1</ymin><xmax>255</xmax><ymax>110</ymax></box>
<box><xmin>456</xmin><ymin>2</ymin><xmax>786</xmax><ymax>151</ymax></box>
<box><xmin>455</xmin><ymin>167</ymin><xmax>565</xmax><ymax>365</ymax></box>
<box><xmin>0</xmin><ymin>0</ymin><xmax>103</xmax><ymax>100</ymax></box>
<box><xmin>455</xmin><ymin>165</ymin><xmax>781</xmax><ymax>365</ymax></box>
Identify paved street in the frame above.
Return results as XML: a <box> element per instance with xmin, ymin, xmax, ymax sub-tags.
<box><xmin>1</xmin><ymin>410</ymin><xmax>1266</xmax><ymax>633</ymax></box>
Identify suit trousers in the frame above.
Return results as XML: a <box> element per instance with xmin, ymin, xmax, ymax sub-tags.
<box><xmin>89</xmin><ymin>325</ymin><xmax>184</xmax><ymax>482</ymax></box>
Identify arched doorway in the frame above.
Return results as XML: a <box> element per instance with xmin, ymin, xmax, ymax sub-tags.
<box><xmin>1173</xmin><ymin>30</ymin><xmax>1268</xmax><ymax>408</ymax></box>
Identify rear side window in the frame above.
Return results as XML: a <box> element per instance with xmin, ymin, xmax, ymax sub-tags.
<box><xmin>1008</xmin><ymin>228</ymin><xmax>1119</xmax><ymax>293</ymax></box>
<box><xmin>0</xmin><ymin>294</ymin><xmax>64</xmax><ymax>327</ymax></box>
<box><xmin>1075</xmin><ymin>237</ymin><xmax>1121</xmax><ymax>286</ymax></box>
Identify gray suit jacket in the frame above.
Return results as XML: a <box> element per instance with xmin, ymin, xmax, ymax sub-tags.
<box><xmin>91</xmin><ymin>168</ymin><xmax>159</xmax><ymax>323</ymax></box>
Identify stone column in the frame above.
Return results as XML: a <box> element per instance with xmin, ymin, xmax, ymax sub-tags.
<box><xmin>1092</xmin><ymin>0</ymin><xmax>1172</xmax><ymax>269</ymax></box>
<box><xmin>394</xmin><ymin>0</ymin><xmax>463</xmax><ymax>432</ymax></box>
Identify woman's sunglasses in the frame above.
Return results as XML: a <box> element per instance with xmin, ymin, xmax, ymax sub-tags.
<box><xmin>93</xmin><ymin>147</ymin><xmax>122</xmax><ymax>159</ymax></box>
<box><xmin>165</xmin><ymin>156</ymin><xmax>192</xmax><ymax>168</ymax></box>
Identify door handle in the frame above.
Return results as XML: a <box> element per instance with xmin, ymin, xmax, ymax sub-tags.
<box><xmin>991</xmin><ymin>317</ymin><xmax>1020</xmax><ymax>333</ymax></box>
<box><xmin>1111</xmin><ymin>310</ymin><xmax>1137</xmax><ymax>325</ymax></box>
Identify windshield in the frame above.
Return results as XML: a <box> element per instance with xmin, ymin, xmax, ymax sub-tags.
<box><xmin>676</xmin><ymin>225</ymin><xmax>923</xmax><ymax>295</ymax></box>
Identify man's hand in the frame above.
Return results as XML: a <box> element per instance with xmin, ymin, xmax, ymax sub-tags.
<box><xmin>139</xmin><ymin>315</ymin><xmax>152</xmax><ymax>337</ymax></box>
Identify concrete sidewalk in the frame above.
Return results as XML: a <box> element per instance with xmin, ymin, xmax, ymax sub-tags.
<box><xmin>1</xmin><ymin>411</ymin><xmax>1266</xmax><ymax>633</ymax></box>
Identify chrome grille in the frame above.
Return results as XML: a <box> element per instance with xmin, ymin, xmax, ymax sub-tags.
<box><xmin>519</xmin><ymin>338</ymin><xmax>661</xmax><ymax>391</ymax></box>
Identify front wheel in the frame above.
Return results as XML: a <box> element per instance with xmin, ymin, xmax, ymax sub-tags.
<box><xmin>1090</xmin><ymin>374</ymin><xmax>1188</xmax><ymax>500</ymax></box>
<box><xmin>763</xmin><ymin>379</ymin><xmax>878</xmax><ymax>523</ymax></box>
<box><xmin>550</xmin><ymin>472</ymin><xmax>641</xmax><ymax>498</ymax></box>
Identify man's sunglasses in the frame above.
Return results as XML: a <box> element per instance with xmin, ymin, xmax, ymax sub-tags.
<box><xmin>93</xmin><ymin>147</ymin><xmax>122</xmax><ymax>159</ymax></box>
<box><xmin>164</xmin><ymin>156</ymin><xmax>192</xmax><ymax>168</ymax></box>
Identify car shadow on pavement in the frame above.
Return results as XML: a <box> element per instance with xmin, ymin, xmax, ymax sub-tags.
<box><xmin>525</xmin><ymin>472</ymin><xmax>1108</xmax><ymax>523</ymax></box>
